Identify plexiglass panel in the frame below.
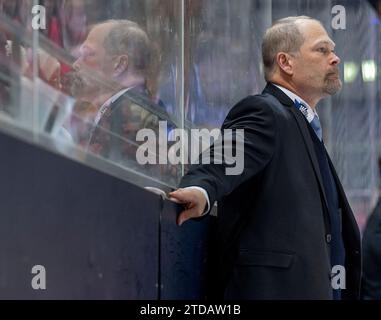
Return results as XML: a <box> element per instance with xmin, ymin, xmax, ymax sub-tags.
<box><xmin>0</xmin><ymin>0</ymin><xmax>182</xmax><ymax>187</ymax></box>
<box><xmin>185</xmin><ymin>0</ymin><xmax>269</xmax><ymax>129</ymax></box>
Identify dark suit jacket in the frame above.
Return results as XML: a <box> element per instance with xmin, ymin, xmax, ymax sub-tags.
<box><xmin>180</xmin><ymin>83</ymin><xmax>362</xmax><ymax>299</ymax></box>
<box><xmin>362</xmin><ymin>199</ymin><xmax>381</xmax><ymax>299</ymax></box>
<box><xmin>87</xmin><ymin>86</ymin><xmax>176</xmax><ymax>181</ymax></box>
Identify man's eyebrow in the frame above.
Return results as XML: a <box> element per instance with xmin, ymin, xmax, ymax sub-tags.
<box><xmin>314</xmin><ymin>40</ymin><xmax>336</xmax><ymax>47</ymax></box>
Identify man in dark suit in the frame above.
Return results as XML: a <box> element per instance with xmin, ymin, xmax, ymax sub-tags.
<box><xmin>169</xmin><ymin>16</ymin><xmax>361</xmax><ymax>299</ymax></box>
<box><xmin>70</xmin><ymin>19</ymin><xmax>171</xmax><ymax>178</ymax></box>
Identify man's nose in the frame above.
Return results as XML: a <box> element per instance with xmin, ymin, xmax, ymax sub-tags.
<box><xmin>331</xmin><ymin>52</ymin><xmax>341</xmax><ymax>66</ymax></box>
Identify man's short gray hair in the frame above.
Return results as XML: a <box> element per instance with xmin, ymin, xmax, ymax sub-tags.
<box><xmin>262</xmin><ymin>16</ymin><xmax>319</xmax><ymax>81</ymax></box>
<box><xmin>101</xmin><ymin>19</ymin><xmax>152</xmax><ymax>76</ymax></box>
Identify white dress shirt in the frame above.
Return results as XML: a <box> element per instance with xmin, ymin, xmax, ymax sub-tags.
<box><xmin>272</xmin><ymin>84</ymin><xmax>319</xmax><ymax>124</ymax></box>
<box><xmin>94</xmin><ymin>88</ymin><xmax>131</xmax><ymax>126</ymax></box>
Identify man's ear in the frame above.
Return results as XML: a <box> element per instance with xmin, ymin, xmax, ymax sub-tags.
<box><xmin>276</xmin><ymin>52</ymin><xmax>294</xmax><ymax>76</ymax></box>
<box><xmin>113</xmin><ymin>55</ymin><xmax>129</xmax><ymax>76</ymax></box>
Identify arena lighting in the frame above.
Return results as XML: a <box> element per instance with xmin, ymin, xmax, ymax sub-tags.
<box><xmin>344</xmin><ymin>61</ymin><xmax>359</xmax><ymax>83</ymax></box>
<box><xmin>362</xmin><ymin>60</ymin><xmax>377</xmax><ymax>82</ymax></box>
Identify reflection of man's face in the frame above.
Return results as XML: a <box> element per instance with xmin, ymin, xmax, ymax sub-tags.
<box><xmin>291</xmin><ymin>20</ymin><xmax>342</xmax><ymax>98</ymax></box>
<box><xmin>72</xmin><ymin>23</ymin><xmax>115</xmax><ymax>99</ymax></box>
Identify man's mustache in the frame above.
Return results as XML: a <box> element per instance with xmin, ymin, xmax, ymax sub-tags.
<box><xmin>63</xmin><ymin>71</ymin><xmax>86</xmax><ymax>97</ymax></box>
<box><xmin>71</xmin><ymin>71</ymin><xmax>85</xmax><ymax>86</ymax></box>
<box><xmin>326</xmin><ymin>68</ymin><xmax>340</xmax><ymax>77</ymax></box>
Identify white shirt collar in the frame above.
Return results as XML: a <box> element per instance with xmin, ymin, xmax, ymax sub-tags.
<box><xmin>272</xmin><ymin>83</ymin><xmax>318</xmax><ymax>123</ymax></box>
<box><xmin>100</xmin><ymin>87</ymin><xmax>131</xmax><ymax>110</ymax></box>
<box><xmin>94</xmin><ymin>87</ymin><xmax>131</xmax><ymax>125</ymax></box>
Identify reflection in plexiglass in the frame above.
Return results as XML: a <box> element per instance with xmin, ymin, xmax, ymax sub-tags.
<box><xmin>0</xmin><ymin>0</ymin><xmax>181</xmax><ymax>187</ymax></box>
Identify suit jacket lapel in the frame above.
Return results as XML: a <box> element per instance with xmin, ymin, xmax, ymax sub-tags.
<box><xmin>325</xmin><ymin>152</ymin><xmax>348</xmax><ymax>210</ymax></box>
<box><xmin>263</xmin><ymin>83</ymin><xmax>330</xmax><ymax>222</ymax></box>
<box><xmin>326</xmin><ymin>152</ymin><xmax>359</xmax><ymax>233</ymax></box>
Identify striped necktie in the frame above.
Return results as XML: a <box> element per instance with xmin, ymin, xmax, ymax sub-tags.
<box><xmin>294</xmin><ymin>99</ymin><xmax>323</xmax><ymax>141</ymax></box>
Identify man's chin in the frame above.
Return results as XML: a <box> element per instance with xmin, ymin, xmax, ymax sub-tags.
<box><xmin>72</xmin><ymin>83</ymin><xmax>100</xmax><ymax>99</ymax></box>
<box><xmin>74</xmin><ymin>90</ymin><xmax>98</xmax><ymax>101</ymax></box>
<box><xmin>324</xmin><ymin>80</ymin><xmax>342</xmax><ymax>95</ymax></box>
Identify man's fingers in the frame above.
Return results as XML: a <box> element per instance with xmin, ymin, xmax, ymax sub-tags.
<box><xmin>177</xmin><ymin>206</ymin><xmax>202</xmax><ymax>226</ymax></box>
<box><xmin>167</xmin><ymin>196</ymin><xmax>183</xmax><ymax>204</ymax></box>
<box><xmin>168</xmin><ymin>188</ymin><xmax>207</xmax><ymax>225</ymax></box>
<box><xmin>168</xmin><ymin>189</ymin><xmax>195</xmax><ymax>203</ymax></box>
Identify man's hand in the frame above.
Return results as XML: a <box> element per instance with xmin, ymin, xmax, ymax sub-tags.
<box><xmin>168</xmin><ymin>188</ymin><xmax>207</xmax><ymax>226</ymax></box>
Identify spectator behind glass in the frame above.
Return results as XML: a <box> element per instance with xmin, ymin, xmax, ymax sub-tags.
<box><xmin>59</xmin><ymin>0</ymin><xmax>87</xmax><ymax>73</ymax></box>
<box><xmin>40</xmin><ymin>0</ymin><xmax>63</xmax><ymax>47</ymax></box>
